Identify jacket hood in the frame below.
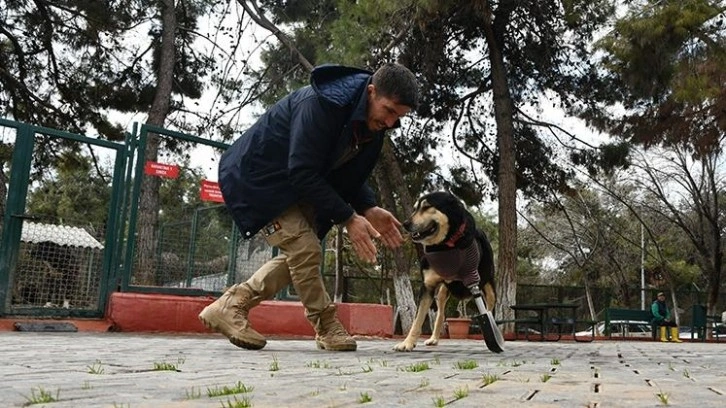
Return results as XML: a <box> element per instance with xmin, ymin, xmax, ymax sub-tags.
<box><xmin>311</xmin><ymin>64</ymin><xmax>372</xmax><ymax>107</ymax></box>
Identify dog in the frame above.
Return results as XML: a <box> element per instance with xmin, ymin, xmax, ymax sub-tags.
<box><xmin>393</xmin><ymin>191</ymin><xmax>496</xmax><ymax>351</ymax></box>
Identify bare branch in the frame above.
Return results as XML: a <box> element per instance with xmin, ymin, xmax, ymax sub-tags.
<box><xmin>236</xmin><ymin>0</ymin><xmax>314</xmax><ymax>72</ymax></box>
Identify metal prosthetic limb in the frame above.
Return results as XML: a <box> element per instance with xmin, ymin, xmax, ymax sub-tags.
<box><xmin>468</xmin><ymin>283</ymin><xmax>505</xmax><ymax>353</ymax></box>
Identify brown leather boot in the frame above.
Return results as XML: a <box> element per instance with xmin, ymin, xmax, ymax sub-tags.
<box><xmin>311</xmin><ymin>304</ymin><xmax>357</xmax><ymax>351</ymax></box>
<box><xmin>198</xmin><ymin>284</ymin><xmax>266</xmax><ymax>350</ymax></box>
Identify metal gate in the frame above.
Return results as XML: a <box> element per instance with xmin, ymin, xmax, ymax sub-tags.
<box><xmin>0</xmin><ymin>119</ymin><xmax>127</xmax><ymax>318</ymax></box>
<box><xmin>121</xmin><ymin>124</ymin><xmax>275</xmax><ymax>295</ymax></box>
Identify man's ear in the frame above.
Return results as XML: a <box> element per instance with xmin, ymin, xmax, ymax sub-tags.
<box><xmin>367</xmin><ymin>84</ymin><xmax>376</xmax><ymax>97</ymax></box>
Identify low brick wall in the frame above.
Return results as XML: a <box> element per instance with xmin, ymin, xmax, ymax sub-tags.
<box><xmin>106</xmin><ymin>292</ymin><xmax>393</xmax><ymax>337</ymax></box>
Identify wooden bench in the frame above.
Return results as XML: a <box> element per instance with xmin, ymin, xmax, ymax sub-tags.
<box><xmin>605</xmin><ymin>308</ymin><xmax>656</xmax><ymax>340</ymax></box>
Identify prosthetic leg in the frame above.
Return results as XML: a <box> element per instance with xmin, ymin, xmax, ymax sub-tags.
<box><xmin>468</xmin><ymin>283</ymin><xmax>505</xmax><ymax>353</ymax></box>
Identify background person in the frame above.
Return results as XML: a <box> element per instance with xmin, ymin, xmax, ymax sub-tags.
<box><xmin>199</xmin><ymin>63</ymin><xmax>419</xmax><ymax>352</ymax></box>
<box><xmin>651</xmin><ymin>292</ymin><xmax>682</xmax><ymax>343</ymax></box>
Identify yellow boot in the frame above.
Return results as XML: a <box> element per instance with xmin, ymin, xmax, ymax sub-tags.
<box><xmin>659</xmin><ymin>326</ymin><xmax>668</xmax><ymax>342</ymax></box>
<box><xmin>670</xmin><ymin>327</ymin><xmax>682</xmax><ymax>343</ymax></box>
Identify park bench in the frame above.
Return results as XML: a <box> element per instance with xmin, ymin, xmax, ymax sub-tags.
<box><xmin>499</xmin><ymin>303</ymin><xmax>597</xmax><ymax>342</ymax></box>
<box><xmin>495</xmin><ymin>317</ymin><xmax>543</xmax><ymax>339</ymax></box>
<box><xmin>605</xmin><ymin>308</ymin><xmax>656</xmax><ymax>340</ymax></box>
<box><xmin>691</xmin><ymin>305</ymin><xmax>721</xmax><ymax>342</ymax></box>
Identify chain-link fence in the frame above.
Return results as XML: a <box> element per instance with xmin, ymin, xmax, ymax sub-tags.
<box><xmin>155</xmin><ymin>205</ymin><xmax>274</xmax><ymax>292</ymax></box>
<box><xmin>123</xmin><ymin>124</ymin><xmax>277</xmax><ymax>293</ymax></box>
<box><xmin>11</xmin><ymin>219</ymin><xmax>105</xmax><ymax>310</ymax></box>
<box><xmin>1</xmin><ymin>119</ymin><xmax>127</xmax><ymax>317</ymax></box>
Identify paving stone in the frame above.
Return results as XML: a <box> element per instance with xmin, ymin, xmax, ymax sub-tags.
<box><xmin>0</xmin><ymin>332</ymin><xmax>724</xmax><ymax>407</ymax></box>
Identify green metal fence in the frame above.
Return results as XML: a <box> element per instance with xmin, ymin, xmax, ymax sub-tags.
<box><xmin>121</xmin><ymin>123</ymin><xmax>275</xmax><ymax>295</ymax></box>
<box><xmin>0</xmin><ymin>119</ymin><xmax>127</xmax><ymax>317</ymax></box>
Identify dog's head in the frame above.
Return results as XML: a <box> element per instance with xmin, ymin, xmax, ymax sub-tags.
<box><xmin>403</xmin><ymin>191</ymin><xmax>467</xmax><ymax>246</ymax></box>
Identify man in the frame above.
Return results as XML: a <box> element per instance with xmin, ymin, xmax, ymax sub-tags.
<box><xmin>651</xmin><ymin>292</ymin><xmax>682</xmax><ymax>343</ymax></box>
<box><xmin>199</xmin><ymin>63</ymin><xmax>419</xmax><ymax>351</ymax></box>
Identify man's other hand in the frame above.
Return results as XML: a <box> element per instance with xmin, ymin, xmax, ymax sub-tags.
<box><xmin>344</xmin><ymin>214</ymin><xmax>380</xmax><ymax>263</ymax></box>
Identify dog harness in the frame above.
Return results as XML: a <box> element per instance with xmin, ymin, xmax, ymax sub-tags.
<box><xmin>423</xmin><ymin>239</ymin><xmax>480</xmax><ymax>287</ymax></box>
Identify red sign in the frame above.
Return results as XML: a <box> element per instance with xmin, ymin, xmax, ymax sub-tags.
<box><xmin>200</xmin><ymin>180</ymin><xmax>224</xmax><ymax>203</ymax></box>
<box><xmin>144</xmin><ymin>161</ymin><xmax>180</xmax><ymax>178</ymax></box>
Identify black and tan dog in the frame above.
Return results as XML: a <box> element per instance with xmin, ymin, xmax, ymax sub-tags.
<box><xmin>393</xmin><ymin>191</ymin><xmax>496</xmax><ymax>352</ymax></box>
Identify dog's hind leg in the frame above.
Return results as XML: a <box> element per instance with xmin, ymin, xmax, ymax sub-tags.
<box><xmin>424</xmin><ymin>284</ymin><xmax>449</xmax><ymax>346</ymax></box>
<box><xmin>483</xmin><ymin>282</ymin><xmax>496</xmax><ymax>310</ymax></box>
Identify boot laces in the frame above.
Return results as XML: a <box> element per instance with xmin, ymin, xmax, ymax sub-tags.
<box><xmin>229</xmin><ymin>290</ymin><xmax>252</xmax><ymax>321</ymax></box>
<box><xmin>323</xmin><ymin>321</ymin><xmax>350</xmax><ymax>338</ymax></box>
<box><xmin>232</xmin><ymin>303</ymin><xmax>248</xmax><ymax>318</ymax></box>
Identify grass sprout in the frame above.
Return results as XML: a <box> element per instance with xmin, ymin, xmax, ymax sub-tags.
<box><xmin>185</xmin><ymin>386</ymin><xmax>202</xmax><ymax>400</ymax></box>
<box><xmin>454</xmin><ymin>360</ymin><xmax>478</xmax><ymax>370</ymax></box>
<box><xmin>220</xmin><ymin>395</ymin><xmax>253</xmax><ymax>408</ymax></box>
<box><xmin>358</xmin><ymin>392</ymin><xmax>373</xmax><ymax>403</ymax></box>
<box><xmin>207</xmin><ymin>381</ymin><xmax>254</xmax><ymax>398</ymax></box>
<box><xmin>401</xmin><ymin>361</ymin><xmax>430</xmax><ymax>372</ymax></box>
<box><xmin>24</xmin><ymin>387</ymin><xmax>59</xmax><ymax>405</ymax></box>
<box><xmin>453</xmin><ymin>385</ymin><xmax>469</xmax><ymax>399</ymax></box>
<box><xmin>306</xmin><ymin>360</ymin><xmax>331</xmax><ymax>369</ymax></box>
<box><xmin>482</xmin><ymin>373</ymin><xmax>500</xmax><ymax>386</ymax></box>
<box><xmin>87</xmin><ymin>360</ymin><xmax>105</xmax><ymax>374</ymax></box>
<box><xmin>153</xmin><ymin>361</ymin><xmax>179</xmax><ymax>371</ymax></box>
<box><xmin>269</xmin><ymin>354</ymin><xmax>280</xmax><ymax>371</ymax></box>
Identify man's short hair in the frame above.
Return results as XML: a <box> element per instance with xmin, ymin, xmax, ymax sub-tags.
<box><xmin>372</xmin><ymin>63</ymin><xmax>419</xmax><ymax>109</ymax></box>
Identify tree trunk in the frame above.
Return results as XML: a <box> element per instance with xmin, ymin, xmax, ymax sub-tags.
<box><xmin>706</xmin><ymin>187</ymin><xmax>722</xmax><ymax>322</ymax></box>
<box><xmin>584</xmin><ymin>280</ymin><xmax>598</xmax><ymax>334</ymax></box>
<box><xmin>374</xmin><ymin>140</ymin><xmax>416</xmax><ymax>334</ymax></box>
<box><xmin>481</xmin><ymin>3</ymin><xmax>517</xmax><ymax>327</ymax></box>
<box><xmin>136</xmin><ymin>0</ymin><xmax>177</xmax><ymax>285</ymax></box>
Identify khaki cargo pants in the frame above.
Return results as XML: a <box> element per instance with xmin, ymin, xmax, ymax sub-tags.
<box><xmin>245</xmin><ymin>204</ymin><xmax>331</xmax><ymax>319</ymax></box>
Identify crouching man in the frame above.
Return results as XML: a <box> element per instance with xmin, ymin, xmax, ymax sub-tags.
<box><xmin>199</xmin><ymin>63</ymin><xmax>419</xmax><ymax>351</ymax></box>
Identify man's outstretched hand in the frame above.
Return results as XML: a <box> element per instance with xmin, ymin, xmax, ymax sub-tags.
<box><xmin>363</xmin><ymin>206</ymin><xmax>403</xmax><ymax>249</ymax></box>
<box><xmin>344</xmin><ymin>207</ymin><xmax>403</xmax><ymax>263</ymax></box>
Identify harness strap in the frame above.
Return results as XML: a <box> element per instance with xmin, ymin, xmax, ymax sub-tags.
<box><xmin>445</xmin><ymin>222</ymin><xmax>467</xmax><ymax>247</ymax></box>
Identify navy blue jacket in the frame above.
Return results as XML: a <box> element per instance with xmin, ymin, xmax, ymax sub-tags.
<box><xmin>219</xmin><ymin>65</ymin><xmax>394</xmax><ymax>240</ymax></box>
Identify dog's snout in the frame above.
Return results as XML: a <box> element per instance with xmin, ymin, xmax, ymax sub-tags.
<box><xmin>402</xmin><ymin>219</ymin><xmax>412</xmax><ymax>232</ymax></box>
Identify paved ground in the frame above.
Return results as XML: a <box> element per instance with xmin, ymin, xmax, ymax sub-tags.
<box><xmin>0</xmin><ymin>332</ymin><xmax>724</xmax><ymax>408</ymax></box>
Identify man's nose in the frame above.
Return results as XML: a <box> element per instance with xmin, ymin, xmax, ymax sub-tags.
<box><xmin>385</xmin><ymin>114</ymin><xmax>398</xmax><ymax>128</ymax></box>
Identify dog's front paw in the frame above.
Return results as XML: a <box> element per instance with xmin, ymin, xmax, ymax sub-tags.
<box><xmin>392</xmin><ymin>341</ymin><xmax>416</xmax><ymax>352</ymax></box>
<box><xmin>423</xmin><ymin>337</ymin><xmax>439</xmax><ymax>346</ymax></box>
